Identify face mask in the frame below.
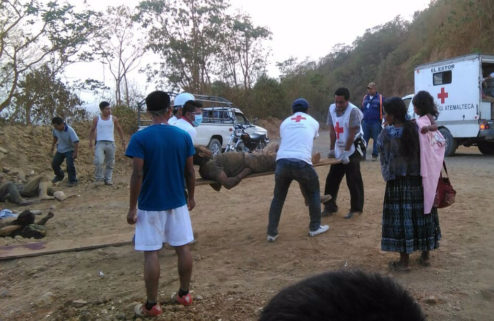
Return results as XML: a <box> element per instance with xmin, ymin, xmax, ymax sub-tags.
<box><xmin>192</xmin><ymin>114</ymin><xmax>202</xmax><ymax>127</ymax></box>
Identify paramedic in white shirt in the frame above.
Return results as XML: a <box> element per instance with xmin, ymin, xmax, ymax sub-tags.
<box><xmin>266</xmin><ymin>98</ymin><xmax>329</xmax><ymax>242</ymax></box>
<box><xmin>170</xmin><ymin>92</ymin><xmax>195</xmax><ymax>125</ymax></box>
<box><xmin>173</xmin><ymin>100</ymin><xmax>203</xmax><ymax>144</ymax></box>
<box><xmin>88</xmin><ymin>101</ymin><xmax>126</xmax><ymax>185</ymax></box>
<box><xmin>322</xmin><ymin>87</ymin><xmax>364</xmax><ymax>219</ymax></box>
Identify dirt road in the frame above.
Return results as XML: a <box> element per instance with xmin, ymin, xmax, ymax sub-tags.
<box><xmin>1</xmin><ymin>126</ymin><xmax>494</xmax><ymax>320</ymax></box>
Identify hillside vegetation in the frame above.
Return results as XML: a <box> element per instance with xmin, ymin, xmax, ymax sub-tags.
<box><xmin>237</xmin><ymin>0</ymin><xmax>494</xmax><ymax>121</ymax></box>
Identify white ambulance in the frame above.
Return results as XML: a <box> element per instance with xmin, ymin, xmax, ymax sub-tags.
<box><xmin>404</xmin><ymin>54</ymin><xmax>494</xmax><ymax>156</ymax></box>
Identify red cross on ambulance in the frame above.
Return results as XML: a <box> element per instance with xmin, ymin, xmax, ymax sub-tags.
<box><xmin>437</xmin><ymin>87</ymin><xmax>448</xmax><ymax>104</ymax></box>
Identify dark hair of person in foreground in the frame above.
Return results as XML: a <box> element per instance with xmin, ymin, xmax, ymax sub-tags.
<box><xmin>259</xmin><ymin>270</ymin><xmax>426</xmax><ymax>321</ymax></box>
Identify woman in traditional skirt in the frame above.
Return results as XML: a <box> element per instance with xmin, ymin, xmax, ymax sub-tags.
<box><xmin>377</xmin><ymin>97</ymin><xmax>441</xmax><ymax>271</ymax></box>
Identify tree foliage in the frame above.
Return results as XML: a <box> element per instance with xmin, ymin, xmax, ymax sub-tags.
<box><xmin>263</xmin><ymin>0</ymin><xmax>494</xmax><ymax>121</ymax></box>
<box><xmin>136</xmin><ymin>0</ymin><xmax>270</xmax><ymax>93</ymax></box>
<box><xmin>0</xmin><ymin>0</ymin><xmax>98</xmax><ymax>113</ymax></box>
<box><xmin>11</xmin><ymin>64</ymin><xmax>86</xmax><ymax>125</ymax></box>
<box><xmin>90</xmin><ymin>5</ymin><xmax>146</xmax><ymax>107</ymax></box>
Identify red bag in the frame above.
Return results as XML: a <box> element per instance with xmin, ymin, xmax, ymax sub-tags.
<box><xmin>434</xmin><ymin>162</ymin><xmax>456</xmax><ymax>208</ymax></box>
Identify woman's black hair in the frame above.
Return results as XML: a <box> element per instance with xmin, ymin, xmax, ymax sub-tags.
<box><xmin>383</xmin><ymin>97</ymin><xmax>419</xmax><ymax>159</ymax></box>
<box><xmin>412</xmin><ymin>91</ymin><xmax>439</xmax><ymax>118</ymax></box>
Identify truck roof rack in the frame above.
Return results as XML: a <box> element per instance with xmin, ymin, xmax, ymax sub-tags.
<box><xmin>192</xmin><ymin>94</ymin><xmax>233</xmax><ymax>106</ymax></box>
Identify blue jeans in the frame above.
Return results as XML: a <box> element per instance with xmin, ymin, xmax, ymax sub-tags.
<box><xmin>362</xmin><ymin>120</ymin><xmax>382</xmax><ymax>157</ymax></box>
<box><xmin>267</xmin><ymin>159</ymin><xmax>321</xmax><ymax>236</ymax></box>
<box><xmin>52</xmin><ymin>151</ymin><xmax>77</xmax><ymax>183</ymax></box>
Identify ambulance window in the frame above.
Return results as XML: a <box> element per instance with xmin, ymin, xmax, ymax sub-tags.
<box><xmin>433</xmin><ymin>71</ymin><xmax>452</xmax><ymax>85</ymax></box>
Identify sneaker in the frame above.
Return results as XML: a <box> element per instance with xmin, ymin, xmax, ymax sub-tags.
<box><xmin>173</xmin><ymin>292</ymin><xmax>193</xmax><ymax>306</ymax></box>
<box><xmin>134</xmin><ymin>303</ymin><xmax>163</xmax><ymax>317</ymax></box>
<box><xmin>371</xmin><ymin>155</ymin><xmax>378</xmax><ymax>161</ymax></box>
<box><xmin>267</xmin><ymin>234</ymin><xmax>279</xmax><ymax>242</ymax></box>
<box><xmin>67</xmin><ymin>181</ymin><xmax>78</xmax><ymax>187</ymax></box>
<box><xmin>52</xmin><ymin>176</ymin><xmax>63</xmax><ymax>183</ymax></box>
<box><xmin>104</xmin><ymin>180</ymin><xmax>113</xmax><ymax>186</ymax></box>
<box><xmin>308</xmin><ymin>225</ymin><xmax>330</xmax><ymax>237</ymax></box>
<box><xmin>320</xmin><ymin>194</ymin><xmax>332</xmax><ymax>204</ymax></box>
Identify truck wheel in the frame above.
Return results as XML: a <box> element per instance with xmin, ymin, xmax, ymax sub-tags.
<box><xmin>439</xmin><ymin>128</ymin><xmax>457</xmax><ymax>157</ymax></box>
<box><xmin>208</xmin><ymin>138</ymin><xmax>222</xmax><ymax>156</ymax></box>
<box><xmin>478</xmin><ymin>142</ymin><xmax>494</xmax><ymax>155</ymax></box>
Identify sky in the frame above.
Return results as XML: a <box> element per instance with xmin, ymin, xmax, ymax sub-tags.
<box><xmin>67</xmin><ymin>0</ymin><xmax>432</xmax><ymax>112</ymax></box>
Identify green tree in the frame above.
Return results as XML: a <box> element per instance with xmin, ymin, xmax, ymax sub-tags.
<box><xmin>0</xmin><ymin>0</ymin><xmax>98</xmax><ymax>112</ymax></box>
<box><xmin>137</xmin><ymin>0</ymin><xmax>228</xmax><ymax>92</ymax></box>
<box><xmin>219</xmin><ymin>13</ymin><xmax>271</xmax><ymax>89</ymax></box>
<box><xmin>11</xmin><ymin>64</ymin><xmax>86</xmax><ymax>125</ymax></box>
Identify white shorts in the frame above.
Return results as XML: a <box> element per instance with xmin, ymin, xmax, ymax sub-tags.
<box><xmin>134</xmin><ymin>205</ymin><xmax>194</xmax><ymax>251</ymax></box>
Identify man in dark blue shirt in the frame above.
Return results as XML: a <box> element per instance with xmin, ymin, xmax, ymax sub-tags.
<box><xmin>361</xmin><ymin>82</ymin><xmax>384</xmax><ymax>161</ymax></box>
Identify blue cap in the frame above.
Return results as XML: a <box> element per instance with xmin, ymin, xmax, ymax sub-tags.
<box><xmin>292</xmin><ymin>98</ymin><xmax>309</xmax><ymax>112</ymax></box>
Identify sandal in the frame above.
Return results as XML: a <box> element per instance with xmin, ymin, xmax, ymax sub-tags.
<box><xmin>388</xmin><ymin>261</ymin><xmax>411</xmax><ymax>272</ymax></box>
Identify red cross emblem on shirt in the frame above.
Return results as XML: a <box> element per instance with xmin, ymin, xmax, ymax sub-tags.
<box><xmin>437</xmin><ymin>87</ymin><xmax>448</xmax><ymax>104</ymax></box>
<box><xmin>335</xmin><ymin>121</ymin><xmax>344</xmax><ymax>139</ymax></box>
<box><xmin>291</xmin><ymin>115</ymin><xmax>306</xmax><ymax>122</ymax></box>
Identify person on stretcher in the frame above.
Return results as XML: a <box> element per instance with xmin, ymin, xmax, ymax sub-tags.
<box><xmin>194</xmin><ymin>144</ymin><xmax>330</xmax><ymax>203</ymax></box>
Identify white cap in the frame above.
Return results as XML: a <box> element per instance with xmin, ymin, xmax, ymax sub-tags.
<box><xmin>173</xmin><ymin>93</ymin><xmax>195</xmax><ymax>107</ymax></box>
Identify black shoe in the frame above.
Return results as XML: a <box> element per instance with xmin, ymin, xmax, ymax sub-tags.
<box><xmin>344</xmin><ymin>211</ymin><xmax>362</xmax><ymax>219</ymax></box>
<box><xmin>52</xmin><ymin>176</ymin><xmax>64</xmax><ymax>183</ymax></box>
<box><xmin>322</xmin><ymin>204</ymin><xmax>338</xmax><ymax>217</ymax></box>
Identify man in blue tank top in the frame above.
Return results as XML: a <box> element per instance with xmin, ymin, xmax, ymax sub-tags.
<box><xmin>125</xmin><ymin>91</ymin><xmax>196</xmax><ymax>317</ymax></box>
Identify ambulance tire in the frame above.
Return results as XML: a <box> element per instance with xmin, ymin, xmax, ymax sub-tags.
<box><xmin>478</xmin><ymin>142</ymin><xmax>494</xmax><ymax>155</ymax></box>
<box><xmin>439</xmin><ymin>128</ymin><xmax>457</xmax><ymax>157</ymax></box>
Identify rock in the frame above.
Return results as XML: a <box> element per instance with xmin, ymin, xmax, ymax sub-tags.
<box><xmin>0</xmin><ymin>287</ymin><xmax>11</xmax><ymax>298</ymax></box>
<box><xmin>424</xmin><ymin>295</ymin><xmax>438</xmax><ymax>305</ymax></box>
<box><xmin>54</xmin><ymin>191</ymin><xmax>67</xmax><ymax>201</ymax></box>
<box><xmin>72</xmin><ymin>299</ymin><xmax>88</xmax><ymax>307</ymax></box>
<box><xmin>37</xmin><ymin>292</ymin><xmax>55</xmax><ymax>306</ymax></box>
<box><xmin>0</xmin><ymin>147</ymin><xmax>8</xmax><ymax>154</ymax></box>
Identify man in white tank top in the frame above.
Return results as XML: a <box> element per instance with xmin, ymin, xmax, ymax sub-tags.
<box><xmin>89</xmin><ymin>101</ymin><xmax>126</xmax><ymax>185</ymax></box>
<box><xmin>322</xmin><ymin>88</ymin><xmax>364</xmax><ymax>219</ymax></box>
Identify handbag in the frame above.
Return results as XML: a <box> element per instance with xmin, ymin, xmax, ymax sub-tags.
<box><xmin>433</xmin><ymin>162</ymin><xmax>456</xmax><ymax>208</ymax></box>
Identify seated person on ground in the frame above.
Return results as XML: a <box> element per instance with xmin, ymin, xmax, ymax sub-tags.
<box><xmin>0</xmin><ymin>175</ymin><xmax>57</xmax><ymax>205</ymax></box>
<box><xmin>259</xmin><ymin>270</ymin><xmax>425</xmax><ymax>321</ymax></box>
